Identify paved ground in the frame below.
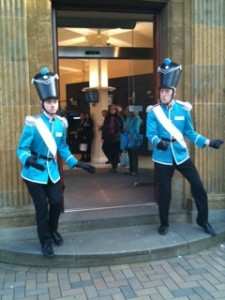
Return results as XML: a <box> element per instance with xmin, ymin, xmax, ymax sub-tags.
<box><xmin>1</xmin><ymin>244</ymin><xmax>225</xmax><ymax>300</ymax></box>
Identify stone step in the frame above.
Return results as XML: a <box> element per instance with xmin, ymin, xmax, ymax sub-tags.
<box><xmin>0</xmin><ymin>213</ymin><xmax>224</xmax><ymax>268</ymax></box>
<box><xmin>59</xmin><ymin>204</ymin><xmax>189</xmax><ymax>232</ymax></box>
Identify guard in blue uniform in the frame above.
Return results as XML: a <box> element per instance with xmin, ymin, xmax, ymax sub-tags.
<box><xmin>146</xmin><ymin>58</ymin><xmax>223</xmax><ymax>236</ymax></box>
<box><xmin>17</xmin><ymin>67</ymin><xmax>95</xmax><ymax>257</ymax></box>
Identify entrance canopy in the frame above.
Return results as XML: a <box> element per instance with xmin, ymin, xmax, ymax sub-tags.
<box><xmin>50</xmin><ymin>0</ymin><xmax>169</xmax><ymax>13</ymax></box>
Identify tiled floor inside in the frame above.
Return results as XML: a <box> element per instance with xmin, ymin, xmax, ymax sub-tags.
<box><xmin>63</xmin><ymin>156</ymin><xmax>155</xmax><ymax>211</ymax></box>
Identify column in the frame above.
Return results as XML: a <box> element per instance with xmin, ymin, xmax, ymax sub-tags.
<box><xmin>89</xmin><ymin>60</ymin><xmax>110</xmax><ymax>163</ymax></box>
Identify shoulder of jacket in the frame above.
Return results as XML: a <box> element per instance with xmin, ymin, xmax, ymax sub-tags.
<box><xmin>25</xmin><ymin>115</ymin><xmax>41</xmax><ymax>127</ymax></box>
<box><xmin>146</xmin><ymin>103</ymin><xmax>159</xmax><ymax>113</ymax></box>
<box><xmin>176</xmin><ymin>100</ymin><xmax>192</xmax><ymax>111</ymax></box>
<box><xmin>55</xmin><ymin>115</ymin><xmax>68</xmax><ymax>128</ymax></box>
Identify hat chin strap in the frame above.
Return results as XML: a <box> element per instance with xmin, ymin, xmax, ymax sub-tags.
<box><xmin>164</xmin><ymin>95</ymin><xmax>174</xmax><ymax>106</ymax></box>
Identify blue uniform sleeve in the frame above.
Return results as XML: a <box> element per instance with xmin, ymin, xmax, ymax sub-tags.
<box><xmin>146</xmin><ymin>111</ymin><xmax>161</xmax><ymax>146</ymax></box>
<box><xmin>57</xmin><ymin>124</ymin><xmax>78</xmax><ymax>168</ymax></box>
<box><xmin>183</xmin><ymin>111</ymin><xmax>207</xmax><ymax>148</ymax></box>
<box><xmin>17</xmin><ymin>125</ymin><xmax>34</xmax><ymax>166</ymax></box>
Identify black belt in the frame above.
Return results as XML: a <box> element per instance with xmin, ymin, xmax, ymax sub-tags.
<box><xmin>161</xmin><ymin>138</ymin><xmax>176</xmax><ymax>142</ymax></box>
<box><xmin>31</xmin><ymin>151</ymin><xmax>54</xmax><ymax>161</ymax></box>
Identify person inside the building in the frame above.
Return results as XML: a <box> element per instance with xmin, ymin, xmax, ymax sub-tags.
<box><xmin>146</xmin><ymin>58</ymin><xmax>224</xmax><ymax>236</ymax></box>
<box><xmin>101</xmin><ymin>104</ymin><xmax>124</xmax><ymax>173</ymax></box>
<box><xmin>123</xmin><ymin>106</ymin><xmax>142</xmax><ymax>175</ymax></box>
<box><xmin>99</xmin><ymin>109</ymin><xmax>111</xmax><ymax>164</ymax></box>
<box><xmin>17</xmin><ymin>67</ymin><xmax>95</xmax><ymax>258</ymax></box>
<box><xmin>77</xmin><ymin>111</ymin><xmax>94</xmax><ymax>162</ymax></box>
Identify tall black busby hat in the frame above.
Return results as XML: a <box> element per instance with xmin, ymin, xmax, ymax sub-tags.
<box><xmin>31</xmin><ymin>67</ymin><xmax>59</xmax><ymax>101</ymax></box>
<box><xmin>158</xmin><ymin>58</ymin><xmax>182</xmax><ymax>90</ymax></box>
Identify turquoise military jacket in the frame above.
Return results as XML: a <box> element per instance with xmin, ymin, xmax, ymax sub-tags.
<box><xmin>146</xmin><ymin>100</ymin><xmax>208</xmax><ymax>165</ymax></box>
<box><xmin>17</xmin><ymin>112</ymin><xmax>78</xmax><ymax>184</ymax></box>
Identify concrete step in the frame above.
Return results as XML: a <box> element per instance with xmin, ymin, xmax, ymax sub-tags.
<box><xmin>59</xmin><ymin>204</ymin><xmax>189</xmax><ymax>232</ymax></box>
<box><xmin>0</xmin><ymin>209</ymin><xmax>224</xmax><ymax>268</ymax></box>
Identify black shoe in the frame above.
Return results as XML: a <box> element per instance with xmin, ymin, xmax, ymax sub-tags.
<box><xmin>158</xmin><ymin>225</ymin><xmax>168</xmax><ymax>235</ymax></box>
<box><xmin>51</xmin><ymin>232</ymin><xmax>64</xmax><ymax>245</ymax></box>
<box><xmin>124</xmin><ymin>171</ymin><xmax>137</xmax><ymax>176</ymax></box>
<box><xmin>108</xmin><ymin>168</ymin><xmax>117</xmax><ymax>173</ymax></box>
<box><xmin>41</xmin><ymin>243</ymin><xmax>54</xmax><ymax>257</ymax></box>
<box><xmin>199</xmin><ymin>223</ymin><xmax>217</xmax><ymax>236</ymax></box>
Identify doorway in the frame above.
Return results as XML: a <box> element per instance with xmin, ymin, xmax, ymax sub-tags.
<box><xmin>51</xmin><ymin>2</ymin><xmax>163</xmax><ymax>212</ymax></box>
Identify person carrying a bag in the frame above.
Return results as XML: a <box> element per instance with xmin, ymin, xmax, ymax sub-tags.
<box><xmin>123</xmin><ymin>106</ymin><xmax>142</xmax><ymax>175</ymax></box>
<box><xmin>77</xmin><ymin>112</ymin><xmax>94</xmax><ymax>162</ymax></box>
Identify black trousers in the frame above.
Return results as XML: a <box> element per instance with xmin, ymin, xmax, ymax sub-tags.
<box><xmin>102</xmin><ymin>141</ymin><xmax>110</xmax><ymax>161</ymax></box>
<box><xmin>127</xmin><ymin>148</ymin><xmax>139</xmax><ymax>173</ymax></box>
<box><xmin>109</xmin><ymin>141</ymin><xmax>120</xmax><ymax>169</ymax></box>
<box><xmin>24</xmin><ymin>179</ymin><xmax>61</xmax><ymax>245</ymax></box>
<box><xmin>86</xmin><ymin>139</ymin><xmax>92</xmax><ymax>160</ymax></box>
<box><xmin>155</xmin><ymin>158</ymin><xmax>208</xmax><ymax>227</ymax></box>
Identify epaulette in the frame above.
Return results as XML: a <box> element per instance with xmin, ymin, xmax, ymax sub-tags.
<box><xmin>146</xmin><ymin>103</ymin><xmax>159</xmax><ymax>113</ymax></box>
<box><xmin>25</xmin><ymin>115</ymin><xmax>40</xmax><ymax>127</ymax></box>
<box><xmin>176</xmin><ymin>100</ymin><xmax>192</xmax><ymax>111</ymax></box>
<box><xmin>55</xmin><ymin>115</ymin><xmax>68</xmax><ymax>128</ymax></box>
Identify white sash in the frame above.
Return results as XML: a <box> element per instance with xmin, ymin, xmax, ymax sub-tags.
<box><xmin>153</xmin><ymin>106</ymin><xmax>187</xmax><ymax>148</ymax></box>
<box><xmin>35</xmin><ymin>118</ymin><xmax>57</xmax><ymax>158</ymax></box>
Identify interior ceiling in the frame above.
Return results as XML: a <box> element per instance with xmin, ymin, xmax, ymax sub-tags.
<box><xmin>57</xmin><ymin>11</ymin><xmax>153</xmax><ymax>76</ymax></box>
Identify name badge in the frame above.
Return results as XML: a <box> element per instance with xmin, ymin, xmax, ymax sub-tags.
<box><xmin>174</xmin><ymin>116</ymin><xmax>184</xmax><ymax>121</ymax></box>
<box><xmin>56</xmin><ymin>132</ymin><xmax>63</xmax><ymax>137</ymax></box>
